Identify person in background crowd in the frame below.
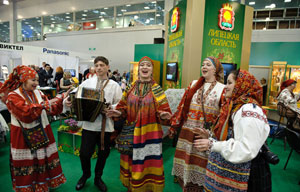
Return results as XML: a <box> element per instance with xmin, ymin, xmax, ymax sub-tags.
<box><xmin>277</xmin><ymin>79</ymin><xmax>300</xmax><ymax>131</ymax></box>
<box><xmin>277</xmin><ymin>79</ymin><xmax>300</xmax><ymax>115</ymax></box>
<box><xmin>120</xmin><ymin>78</ymin><xmax>127</xmax><ymax>92</ymax></box>
<box><xmin>83</xmin><ymin>68</ymin><xmax>90</xmax><ymax>81</ymax></box>
<box><xmin>65</xmin><ymin>56</ymin><xmax>122</xmax><ymax>192</ymax></box>
<box><xmin>39</xmin><ymin>64</ymin><xmax>53</xmax><ymax>87</ymax></box>
<box><xmin>170</xmin><ymin>57</ymin><xmax>226</xmax><ymax>191</ymax></box>
<box><xmin>260</xmin><ymin>78</ymin><xmax>268</xmax><ymax>106</ymax></box>
<box><xmin>107</xmin><ymin>56</ymin><xmax>172</xmax><ymax>192</ymax></box>
<box><xmin>122</xmin><ymin>71</ymin><xmax>126</xmax><ymax>80</ymax></box>
<box><xmin>78</xmin><ymin>66</ymin><xmax>83</xmax><ymax>84</ymax></box>
<box><xmin>110</xmin><ymin>71</ymin><xmax>117</xmax><ymax>82</ymax></box>
<box><xmin>60</xmin><ymin>71</ymin><xmax>73</xmax><ymax>91</ymax></box>
<box><xmin>125</xmin><ymin>71</ymin><xmax>130</xmax><ymax>82</ymax></box>
<box><xmin>54</xmin><ymin>66</ymin><xmax>64</xmax><ymax>90</ymax></box>
<box><xmin>34</xmin><ymin>65</ymin><xmax>40</xmax><ymax>72</ymax></box>
<box><xmin>0</xmin><ymin>65</ymin><xmax>68</xmax><ymax>192</ymax></box>
<box><xmin>194</xmin><ymin>70</ymin><xmax>270</xmax><ymax>192</ymax></box>
<box><xmin>86</xmin><ymin>66</ymin><xmax>96</xmax><ymax>79</ymax></box>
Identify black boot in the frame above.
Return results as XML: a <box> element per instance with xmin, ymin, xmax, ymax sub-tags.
<box><xmin>94</xmin><ymin>176</ymin><xmax>107</xmax><ymax>192</ymax></box>
<box><xmin>75</xmin><ymin>175</ymin><xmax>90</xmax><ymax>190</ymax></box>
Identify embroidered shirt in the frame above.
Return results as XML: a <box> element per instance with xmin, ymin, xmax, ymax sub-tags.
<box><xmin>211</xmin><ymin>103</ymin><xmax>270</xmax><ymax>163</ymax></box>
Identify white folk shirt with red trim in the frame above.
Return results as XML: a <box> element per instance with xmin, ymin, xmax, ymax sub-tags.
<box><xmin>211</xmin><ymin>103</ymin><xmax>270</xmax><ymax>163</ymax></box>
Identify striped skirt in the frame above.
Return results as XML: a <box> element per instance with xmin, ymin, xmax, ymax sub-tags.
<box><xmin>204</xmin><ymin>152</ymin><xmax>251</xmax><ymax>192</ymax></box>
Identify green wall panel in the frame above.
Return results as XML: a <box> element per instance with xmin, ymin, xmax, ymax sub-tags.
<box><xmin>250</xmin><ymin>42</ymin><xmax>300</xmax><ymax>66</ymax></box>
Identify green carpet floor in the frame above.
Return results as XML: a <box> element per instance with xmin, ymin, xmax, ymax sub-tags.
<box><xmin>0</xmin><ymin>121</ymin><xmax>300</xmax><ymax>192</ymax></box>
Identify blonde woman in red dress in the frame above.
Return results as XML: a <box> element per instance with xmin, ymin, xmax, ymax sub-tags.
<box><xmin>0</xmin><ymin>65</ymin><xmax>68</xmax><ymax>192</ymax></box>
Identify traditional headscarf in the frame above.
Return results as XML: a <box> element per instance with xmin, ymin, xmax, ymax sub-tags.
<box><xmin>204</xmin><ymin>56</ymin><xmax>224</xmax><ymax>84</ymax></box>
<box><xmin>137</xmin><ymin>56</ymin><xmax>155</xmax><ymax>82</ymax></box>
<box><xmin>278</xmin><ymin>79</ymin><xmax>296</xmax><ymax>97</ymax></box>
<box><xmin>0</xmin><ymin>65</ymin><xmax>37</xmax><ymax>102</ymax></box>
<box><xmin>170</xmin><ymin>56</ymin><xmax>224</xmax><ymax>129</ymax></box>
<box><xmin>212</xmin><ymin>70</ymin><xmax>263</xmax><ymax>141</ymax></box>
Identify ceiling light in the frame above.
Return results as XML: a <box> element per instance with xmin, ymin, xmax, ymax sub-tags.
<box><xmin>249</xmin><ymin>2</ymin><xmax>255</xmax><ymax>5</ymax></box>
<box><xmin>30</xmin><ymin>26</ymin><xmax>34</xmax><ymax>29</ymax></box>
<box><xmin>93</xmin><ymin>10</ymin><xmax>99</xmax><ymax>13</ymax></box>
<box><xmin>121</xmin><ymin>9</ymin><xmax>127</xmax><ymax>12</ymax></box>
<box><xmin>66</xmin><ymin>20</ymin><xmax>70</xmax><ymax>22</ymax></box>
<box><xmin>266</xmin><ymin>17</ymin><xmax>270</xmax><ymax>21</ymax></box>
<box><xmin>284</xmin><ymin>0</ymin><xmax>291</xmax><ymax>2</ymax></box>
<box><xmin>51</xmin><ymin>18</ymin><xmax>55</xmax><ymax>20</ymax></box>
<box><xmin>118</xmin><ymin>14</ymin><xmax>122</xmax><ymax>16</ymax></box>
<box><xmin>265</xmin><ymin>4</ymin><xmax>276</xmax><ymax>9</ymax></box>
<box><xmin>66</xmin><ymin>12</ymin><xmax>70</xmax><ymax>15</ymax></box>
<box><xmin>52</xmin><ymin>21</ymin><xmax>56</xmax><ymax>24</ymax></box>
<box><xmin>18</xmin><ymin>15</ymin><xmax>23</xmax><ymax>19</ymax></box>
<box><xmin>42</xmin><ymin>11</ymin><xmax>47</xmax><ymax>15</ymax></box>
<box><xmin>134</xmin><ymin>15</ymin><xmax>139</xmax><ymax>19</ymax></box>
<box><xmin>51</xmin><ymin>24</ymin><xmax>54</xmax><ymax>28</ymax></box>
<box><xmin>71</xmin><ymin>7</ymin><xmax>76</xmax><ymax>11</ymax></box>
<box><xmin>116</xmin><ymin>22</ymin><xmax>119</xmax><ymax>24</ymax></box>
<box><xmin>66</xmin><ymin>16</ymin><xmax>70</xmax><ymax>18</ymax></box>
<box><xmin>37</xmin><ymin>20</ymin><xmax>41</xmax><ymax>22</ymax></box>
<box><xmin>101</xmin><ymin>12</ymin><xmax>106</xmax><ymax>15</ymax></box>
<box><xmin>83</xmin><ymin>10</ymin><xmax>88</xmax><ymax>12</ymax></box>
<box><xmin>150</xmin><ymin>18</ymin><xmax>154</xmax><ymax>21</ymax></box>
<box><xmin>126</xmin><ymin>4</ymin><xmax>131</xmax><ymax>7</ymax></box>
<box><xmin>144</xmin><ymin>7</ymin><xmax>150</xmax><ymax>9</ymax></box>
<box><xmin>49</xmin><ymin>29</ymin><xmax>52</xmax><ymax>32</ymax></box>
<box><xmin>152</xmin><ymin>1</ymin><xmax>156</xmax><ymax>3</ymax></box>
<box><xmin>82</xmin><ymin>18</ymin><xmax>86</xmax><ymax>20</ymax></box>
<box><xmin>104</xmin><ymin>7</ymin><xmax>108</xmax><ymax>9</ymax></box>
<box><xmin>82</xmin><ymin>14</ymin><xmax>87</xmax><ymax>16</ymax></box>
<box><xmin>101</xmin><ymin>18</ymin><xmax>104</xmax><ymax>22</ymax></box>
<box><xmin>25</xmin><ymin>22</ymin><xmax>29</xmax><ymax>24</ymax></box>
<box><xmin>3</xmin><ymin>0</ymin><xmax>9</xmax><ymax>5</ymax></box>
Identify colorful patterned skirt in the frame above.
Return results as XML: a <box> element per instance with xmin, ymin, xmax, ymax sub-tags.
<box><xmin>172</xmin><ymin>127</ymin><xmax>208</xmax><ymax>189</ymax></box>
<box><xmin>204</xmin><ymin>152</ymin><xmax>251</xmax><ymax>192</ymax></box>
<box><xmin>10</xmin><ymin>124</ymin><xmax>66</xmax><ymax>192</ymax></box>
<box><xmin>120</xmin><ymin>153</ymin><xmax>164</xmax><ymax>192</ymax></box>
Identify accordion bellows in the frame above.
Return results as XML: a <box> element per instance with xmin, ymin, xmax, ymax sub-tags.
<box><xmin>70</xmin><ymin>87</ymin><xmax>108</xmax><ymax>122</ymax></box>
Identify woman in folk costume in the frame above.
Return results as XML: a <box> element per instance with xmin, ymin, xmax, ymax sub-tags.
<box><xmin>107</xmin><ymin>56</ymin><xmax>172</xmax><ymax>192</ymax></box>
<box><xmin>277</xmin><ymin>79</ymin><xmax>300</xmax><ymax>116</ymax></box>
<box><xmin>0</xmin><ymin>65</ymin><xmax>67</xmax><ymax>192</ymax></box>
<box><xmin>194</xmin><ymin>70</ymin><xmax>270</xmax><ymax>192</ymax></box>
<box><xmin>170</xmin><ymin>56</ymin><xmax>226</xmax><ymax>191</ymax></box>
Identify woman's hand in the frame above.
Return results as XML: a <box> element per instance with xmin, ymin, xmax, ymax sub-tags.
<box><xmin>193</xmin><ymin>128</ymin><xmax>209</xmax><ymax>139</ymax></box>
<box><xmin>106</xmin><ymin>109</ymin><xmax>122</xmax><ymax>118</ymax></box>
<box><xmin>160</xmin><ymin>111</ymin><xmax>172</xmax><ymax>120</ymax></box>
<box><xmin>194</xmin><ymin>139</ymin><xmax>210</xmax><ymax>152</ymax></box>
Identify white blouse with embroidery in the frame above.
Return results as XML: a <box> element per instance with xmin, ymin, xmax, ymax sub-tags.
<box><xmin>277</xmin><ymin>88</ymin><xmax>300</xmax><ymax>114</ymax></box>
<box><xmin>211</xmin><ymin>103</ymin><xmax>270</xmax><ymax>163</ymax></box>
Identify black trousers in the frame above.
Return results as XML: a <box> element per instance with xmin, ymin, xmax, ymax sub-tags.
<box><xmin>79</xmin><ymin>129</ymin><xmax>111</xmax><ymax>178</ymax></box>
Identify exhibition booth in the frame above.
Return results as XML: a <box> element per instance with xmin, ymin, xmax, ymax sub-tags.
<box><xmin>162</xmin><ymin>0</ymin><xmax>253</xmax><ymax>89</ymax></box>
<box><xmin>0</xmin><ymin>42</ymin><xmax>93</xmax><ymax>81</ymax></box>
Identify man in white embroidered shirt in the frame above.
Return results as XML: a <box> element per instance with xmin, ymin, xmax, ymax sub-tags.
<box><xmin>66</xmin><ymin>56</ymin><xmax>122</xmax><ymax>191</ymax></box>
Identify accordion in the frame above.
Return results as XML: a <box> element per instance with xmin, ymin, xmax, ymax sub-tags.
<box><xmin>70</xmin><ymin>87</ymin><xmax>109</xmax><ymax>122</ymax></box>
